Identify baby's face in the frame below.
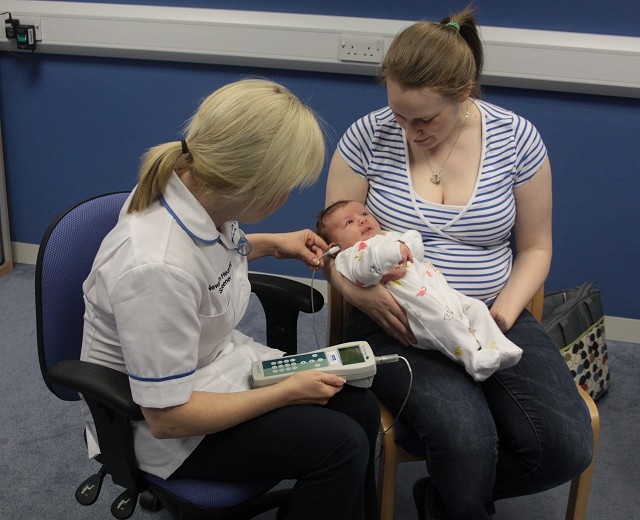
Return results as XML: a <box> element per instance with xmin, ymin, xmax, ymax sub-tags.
<box><xmin>325</xmin><ymin>202</ymin><xmax>381</xmax><ymax>248</ymax></box>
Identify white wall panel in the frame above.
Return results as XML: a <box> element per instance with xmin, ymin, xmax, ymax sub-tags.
<box><xmin>0</xmin><ymin>1</ymin><xmax>638</xmax><ymax>97</ymax></box>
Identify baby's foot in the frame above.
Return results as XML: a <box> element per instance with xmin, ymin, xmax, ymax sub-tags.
<box><xmin>493</xmin><ymin>340</ymin><xmax>523</xmax><ymax>370</ymax></box>
<box><xmin>467</xmin><ymin>348</ymin><xmax>501</xmax><ymax>382</ymax></box>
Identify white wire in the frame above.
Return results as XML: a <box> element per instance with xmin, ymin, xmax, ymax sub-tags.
<box><xmin>310</xmin><ymin>268</ymin><xmax>322</xmax><ymax>349</ymax></box>
<box><xmin>310</xmin><ymin>264</ymin><xmax>413</xmax><ymax>432</ymax></box>
<box><xmin>381</xmin><ymin>355</ymin><xmax>413</xmax><ymax>433</ymax></box>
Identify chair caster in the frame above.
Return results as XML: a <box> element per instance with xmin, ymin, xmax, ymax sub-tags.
<box><xmin>139</xmin><ymin>490</ymin><xmax>164</xmax><ymax>511</ymax></box>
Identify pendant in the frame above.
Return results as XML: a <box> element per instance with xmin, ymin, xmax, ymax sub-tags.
<box><xmin>430</xmin><ymin>173</ymin><xmax>441</xmax><ymax>185</ymax></box>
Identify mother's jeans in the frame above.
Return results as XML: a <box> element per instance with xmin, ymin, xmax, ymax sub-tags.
<box><xmin>346</xmin><ymin>308</ymin><xmax>593</xmax><ymax>520</ymax></box>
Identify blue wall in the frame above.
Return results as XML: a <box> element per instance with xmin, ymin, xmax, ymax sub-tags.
<box><xmin>43</xmin><ymin>0</ymin><xmax>640</xmax><ymax>36</ymax></box>
<box><xmin>1</xmin><ymin>1</ymin><xmax>639</xmax><ymax>319</ymax></box>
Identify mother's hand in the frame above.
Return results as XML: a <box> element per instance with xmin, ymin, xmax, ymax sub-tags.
<box><xmin>349</xmin><ymin>283</ymin><xmax>416</xmax><ymax>346</ymax></box>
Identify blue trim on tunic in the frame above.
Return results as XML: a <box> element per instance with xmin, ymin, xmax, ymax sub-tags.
<box><xmin>129</xmin><ymin>368</ymin><xmax>197</xmax><ymax>383</ymax></box>
<box><xmin>160</xmin><ymin>195</ymin><xmax>252</xmax><ymax>255</ymax></box>
<box><xmin>159</xmin><ymin>195</ymin><xmax>221</xmax><ymax>245</ymax></box>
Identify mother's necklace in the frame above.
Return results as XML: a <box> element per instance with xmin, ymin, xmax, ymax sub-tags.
<box><xmin>423</xmin><ymin>102</ymin><xmax>469</xmax><ymax>185</ymax></box>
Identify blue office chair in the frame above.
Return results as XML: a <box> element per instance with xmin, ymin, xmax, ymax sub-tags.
<box><xmin>35</xmin><ymin>192</ymin><xmax>324</xmax><ymax>519</ymax></box>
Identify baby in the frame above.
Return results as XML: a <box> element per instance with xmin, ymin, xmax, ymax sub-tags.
<box><xmin>317</xmin><ymin>200</ymin><xmax>522</xmax><ymax>382</ymax></box>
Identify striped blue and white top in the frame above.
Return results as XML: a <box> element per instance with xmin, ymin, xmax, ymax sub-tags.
<box><xmin>337</xmin><ymin>99</ymin><xmax>547</xmax><ymax>303</ymax></box>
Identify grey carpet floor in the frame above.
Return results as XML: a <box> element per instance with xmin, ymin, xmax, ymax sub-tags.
<box><xmin>1</xmin><ymin>263</ymin><xmax>638</xmax><ymax>519</ymax></box>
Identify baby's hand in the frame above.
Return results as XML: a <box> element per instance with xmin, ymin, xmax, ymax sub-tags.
<box><xmin>380</xmin><ymin>244</ymin><xmax>412</xmax><ymax>283</ymax></box>
<box><xmin>399</xmin><ymin>243</ymin><xmax>413</xmax><ymax>264</ymax></box>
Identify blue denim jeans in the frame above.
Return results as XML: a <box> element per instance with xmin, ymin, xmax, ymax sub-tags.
<box><xmin>346</xmin><ymin>308</ymin><xmax>593</xmax><ymax>520</ymax></box>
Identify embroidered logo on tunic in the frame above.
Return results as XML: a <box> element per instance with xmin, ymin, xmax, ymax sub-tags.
<box><xmin>209</xmin><ymin>261</ymin><xmax>233</xmax><ymax>294</ymax></box>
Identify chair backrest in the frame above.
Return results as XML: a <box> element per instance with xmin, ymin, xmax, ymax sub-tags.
<box><xmin>36</xmin><ymin>192</ymin><xmax>129</xmax><ymax>401</ymax></box>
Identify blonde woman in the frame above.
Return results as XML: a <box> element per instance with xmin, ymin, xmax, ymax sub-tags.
<box><xmin>81</xmin><ymin>79</ymin><xmax>379</xmax><ymax>520</ymax></box>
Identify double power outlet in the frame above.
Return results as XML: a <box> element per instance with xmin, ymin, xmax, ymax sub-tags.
<box><xmin>338</xmin><ymin>34</ymin><xmax>385</xmax><ymax>64</ymax></box>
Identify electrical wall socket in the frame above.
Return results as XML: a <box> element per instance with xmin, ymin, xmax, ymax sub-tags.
<box><xmin>338</xmin><ymin>34</ymin><xmax>384</xmax><ymax>63</ymax></box>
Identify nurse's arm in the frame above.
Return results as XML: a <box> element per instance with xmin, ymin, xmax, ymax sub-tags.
<box><xmin>140</xmin><ymin>370</ymin><xmax>345</xmax><ymax>439</ymax></box>
<box><xmin>246</xmin><ymin>230</ymin><xmax>328</xmax><ymax>269</ymax></box>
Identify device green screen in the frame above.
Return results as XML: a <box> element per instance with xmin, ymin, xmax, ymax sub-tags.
<box><xmin>338</xmin><ymin>345</ymin><xmax>365</xmax><ymax>365</ymax></box>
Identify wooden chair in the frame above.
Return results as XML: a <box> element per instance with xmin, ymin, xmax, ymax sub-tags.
<box><xmin>327</xmin><ymin>284</ymin><xmax>600</xmax><ymax>520</ymax></box>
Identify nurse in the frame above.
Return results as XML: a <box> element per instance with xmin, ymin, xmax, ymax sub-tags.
<box><xmin>80</xmin><ymin>79</ymin><xmax>380</xmax><ymax>520</ymax></box>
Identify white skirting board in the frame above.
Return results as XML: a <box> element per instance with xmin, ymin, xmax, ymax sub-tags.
<box><xmin>604</xmin><ymin>317</ymin><xmax>640</xmax><ymax>345</ymax></box>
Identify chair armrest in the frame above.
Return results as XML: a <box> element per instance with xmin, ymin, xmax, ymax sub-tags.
<box><xmin>249</xmin><ymin>272</ymin><xmax>323</xmax><ymax>314</ymax></box>
<box><xmin>47</xmin><ymin>359</ymin><xmax>143</xmax><ymax>421</ymax></box>
<box><xmin>249</xmin><ymin>272</ymin><xmax>324</xmax><ymax>355</ymax></box>
<box><xmin>48</xmin><ymin>359</ymin><xmax>144</xmax><ymax>491</ymax></box>
<box><xmin>527</xmin><ymin>285</ymin><xmax>545</xmax><ymax>323</ymax></box>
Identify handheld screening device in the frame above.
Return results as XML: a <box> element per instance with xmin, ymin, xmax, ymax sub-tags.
<box><xmin>251</xmin><ymin>341</ymin><xmax>377</xmax><ymax>388</ymax></box>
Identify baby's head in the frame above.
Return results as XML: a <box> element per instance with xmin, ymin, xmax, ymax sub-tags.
<box><xmin>316</xmin><ymin>200</ymin><xmax>382</xmax><ymax>250</ymax></box>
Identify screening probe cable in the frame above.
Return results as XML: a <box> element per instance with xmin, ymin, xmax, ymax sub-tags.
<box><xmin>310</xmin><ymin>245</ymin><xmax>413</xmax><ymax>433</ymax></box>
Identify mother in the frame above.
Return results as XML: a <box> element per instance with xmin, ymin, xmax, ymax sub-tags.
<box><xmin>325</xmin><ymin>7</ymin><xmax>593</xmax><ymax>520</ymax></box>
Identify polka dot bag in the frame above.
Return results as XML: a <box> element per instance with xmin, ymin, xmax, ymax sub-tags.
<box><xmin>541</xmin><ymin>282</ymin><xmax>611</xmax><ymax>400</ymax></box>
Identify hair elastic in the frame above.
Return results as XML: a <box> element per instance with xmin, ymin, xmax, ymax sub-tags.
<box><xmin>181</xmin><ymin>139</ymin><xmax>189</xmax><ymax>155</ymax></box>
<box><xmin>446</xmin><ymin>21</ymin><xmax>461</xmax><ymax>31</ymax></box>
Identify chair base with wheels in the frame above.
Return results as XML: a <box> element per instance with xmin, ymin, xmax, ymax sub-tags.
<box><xmin>327</xmin><ymin>284</ymin><xmax>599</xmax><ymax>520</ymax></box>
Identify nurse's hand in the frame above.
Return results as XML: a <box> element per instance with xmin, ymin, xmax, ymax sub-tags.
<box><xmin>273</xmin><ymin>229</ymin><xmax>330</xmax><ymax>269</ymax></box>
<box><xmin>278</xmin><ymin>371</ymin><xmax>345</xmax><ymax>406</ymax></box>
<box><xmin>248</xmin><ymin>230</ymin><xmax>330</xmax><ymax>270</ymax></box>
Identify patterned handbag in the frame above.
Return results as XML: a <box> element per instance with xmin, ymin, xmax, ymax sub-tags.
<box><xmin>541</xmin><ymin>281</ymin><xmax>610</xmax><ymax>400</ymax></box>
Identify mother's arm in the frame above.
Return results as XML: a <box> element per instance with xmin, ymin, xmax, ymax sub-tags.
<box><xmin>325</xmin><ymin>151</ymin><xmax>415</xmax><ymax>345</ymax></box>
<box><xmin>490</xmin><ymin>157</ymin><xmax>553</xmax><ymax>332</ymax></box>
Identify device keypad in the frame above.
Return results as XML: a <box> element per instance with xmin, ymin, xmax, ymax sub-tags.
<box><xmin>265</xmin><ymin>353</ymin><xmax>327</xmax><ymax>374</ymax></box>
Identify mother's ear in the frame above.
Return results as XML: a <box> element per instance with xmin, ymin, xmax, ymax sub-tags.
<box><xmin>459</xmin><ymin>87</ymin><xmax>472</xmax><ymax>103</ymax></box>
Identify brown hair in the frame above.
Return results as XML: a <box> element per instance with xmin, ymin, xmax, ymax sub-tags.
<box><xmin>316</xmin><ymin>200</ymin><xmax>352</xmax><ymax>242</ymax></box>
<box><xmin>380</xmin><ymin>6</ymin><xmax>483</xmax><ymax>99</ymax></box>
